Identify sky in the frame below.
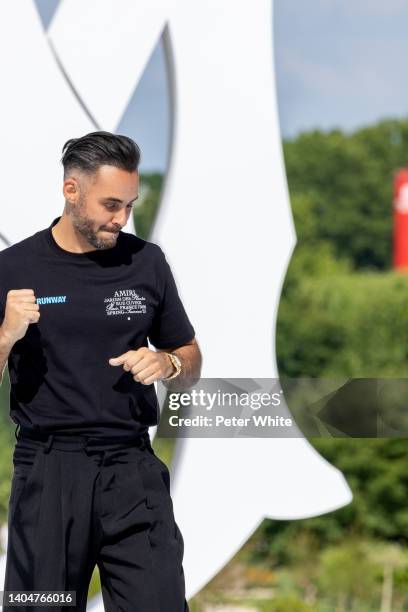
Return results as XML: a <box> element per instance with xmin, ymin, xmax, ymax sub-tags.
<box><xmin>274</xmin><ymin>0</ymin><xmax>408</xmax><ymax>138</ymax></box>
<box><xmin>34</xmin><ymin>0</ymin><xmax>408</xmax><ymax>171</ymax></box>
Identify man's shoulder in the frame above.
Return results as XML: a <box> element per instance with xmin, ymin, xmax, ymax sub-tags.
<box><xmin>0</xmin><ymin>230</ymin><xmax>43</xmax><ymax>265</ymax></box>
<box><xmin>119</xmin><ymin>231</ymin><xmax>165</xmax><ymax>260</ymax></box>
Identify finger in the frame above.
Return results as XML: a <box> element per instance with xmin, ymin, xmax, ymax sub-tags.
<box><xmin>10</xmin><ymin>295</ymin><xmax>37</xmax><ymax>304</ymax></box>
<box><xmin>109</xmin><ymin>347</ymin><xmax>153</xmax><ymax>372</ymax></box>
<box><xmin>25</xmin><ymin>313</ymin><xmax>40</xmax><ymax>325</ymax></box>
<box><xmin>8</xmin><ymin>289</ymin><xmax>35</xmax><ymax>295</ymax></box>
<box><xmin>130</xmin><ymin>355</ymin><xmax>155</xmax><ymax>375</ymax></box>
<box><xmin>22</xmin><ymin>304</ymin><xmax>40</xmax><ymax>311</ymax></box>
<box><xmin>109</xmin><ymin>348</ymin><xmax>149</xmax><ymax>368</ymax></box>
<box><xmin>133</xmin><ymin>365</ymin><xmax>158</xmax><ymax>383</ymax></box>
<box><xmin>140</xmin><ymin>372</ymin><xmax>160</xmax><ymax>385</ymax></box>
<box><xmin>129</xmin><ymin>347</ymin><xmax>151</xmax><ymax>365</ymax></box>
<box><xmin>108</xmin><ymin>352</ymin><xmax>133</xmax><ymax>366</ymax></box>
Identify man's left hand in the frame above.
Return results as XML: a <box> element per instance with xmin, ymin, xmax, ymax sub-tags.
<box><xmin>108</xmin><ymin>347</ymin><xmax>173</xmax><ymax>385</ymax></box>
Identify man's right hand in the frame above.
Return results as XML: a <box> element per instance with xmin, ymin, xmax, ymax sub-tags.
<box><xmin>0</xmin><ymin>289</ymin><xmax>40</xmax><ymax>345</ymax></box>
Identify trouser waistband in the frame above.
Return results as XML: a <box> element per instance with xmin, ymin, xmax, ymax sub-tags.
<box><xmin>16</xmin><ymin>426</ymin><xmax>152</xmax><ymax>454</ymax></box>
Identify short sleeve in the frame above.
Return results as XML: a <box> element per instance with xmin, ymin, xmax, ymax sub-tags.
<box><xmin>148</xmin><ymin>247</ymin><xmax>195</xmax><ymax>349</ymax></box>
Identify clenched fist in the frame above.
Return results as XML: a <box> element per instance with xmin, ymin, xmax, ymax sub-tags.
<box><xmin>1</xmin><ymin>289</ymin><xmax>40</xmax><ymax>344</ymax></box>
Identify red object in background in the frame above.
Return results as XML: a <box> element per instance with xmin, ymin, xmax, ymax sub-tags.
<box><xmin>393</xmin><ymin>169</ymin><xmax>408</xmax><ymax>270</ymax></box>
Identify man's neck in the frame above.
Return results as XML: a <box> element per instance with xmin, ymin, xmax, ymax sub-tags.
<box><xmin>52</xmin><ymin>214</ymin><xmax>97</xmax><ymax>254</ymax></box>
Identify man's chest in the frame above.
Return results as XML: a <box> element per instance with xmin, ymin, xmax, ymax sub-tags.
<box><xmin>15</xmin><ymin>267</ymin><xmax>160</xmax><ymax>349</ymax></box>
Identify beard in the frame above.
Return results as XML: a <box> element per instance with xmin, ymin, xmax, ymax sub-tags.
<box><xmin>70</xmin><ymin>196</ymin><xmax>121</xmax><ymax>250</ymax></box>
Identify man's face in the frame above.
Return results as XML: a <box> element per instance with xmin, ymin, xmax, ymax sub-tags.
<box><xmin>64</xmin><ymin>165</ymin><xmax>140</xmax><ymax>250</ymax></box>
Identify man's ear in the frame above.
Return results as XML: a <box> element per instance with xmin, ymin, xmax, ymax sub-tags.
<box><xmin>63</xmin><ymin>176</ymin><xmax>79</xmax><ymax>203</ymax></box>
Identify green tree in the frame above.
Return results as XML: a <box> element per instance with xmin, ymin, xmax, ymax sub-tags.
<box><xmin>133</xmin><ymin>172</ymin><xmax>163</xmax><ymax>239</ymax></box>
<box><xmin>283</xmin><ymin>119</ymin><xmax>408</xmax><ymax>270</ymax></box>
<box><xmin>318</xmin><ymin>540</ymin><xmax>377</xmax><ymax>611</ymax></box>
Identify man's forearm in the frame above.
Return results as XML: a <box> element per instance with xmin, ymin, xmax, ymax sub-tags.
<box><xmin>0</xmin><ymin>327</ymin><xmax>14</xmax><ymax>385</ymax></box>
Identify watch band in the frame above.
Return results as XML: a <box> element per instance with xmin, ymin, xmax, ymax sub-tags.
<box><xmin>163</xmin><ymin>352</ymin><xmax>182</xmax><ymax>380</ymax></box>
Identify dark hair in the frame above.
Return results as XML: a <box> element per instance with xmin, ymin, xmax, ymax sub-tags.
<box><xmin>61</xmin><ymin>131</ymin><xmax>141</xmax><ymax>176</ymax></box>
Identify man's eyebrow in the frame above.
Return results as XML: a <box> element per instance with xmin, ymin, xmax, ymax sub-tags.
<box><xmin>100</xmin><ymin>195</ymin><xmax>139</xmax><ymax>204</ymax></box>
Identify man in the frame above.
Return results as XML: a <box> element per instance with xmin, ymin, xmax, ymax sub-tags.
<box><xmin>0</xmin><ymin>131</ymin><xmax>201</xmax><ymax>611</ymax></box>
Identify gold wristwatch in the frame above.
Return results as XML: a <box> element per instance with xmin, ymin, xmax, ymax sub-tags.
<box><xmin>163</xmin><ymin>352</ymin><xmax>182</xmax><ymax>380</ymax></box>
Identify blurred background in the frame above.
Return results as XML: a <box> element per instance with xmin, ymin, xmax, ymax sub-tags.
<box><xmin>1</xmin><ymin>0</ymin><xmax>408</xmax><ymax>610</ymax></box>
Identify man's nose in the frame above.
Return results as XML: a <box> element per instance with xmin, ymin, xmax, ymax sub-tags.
<box><xmin>112</xmin><ymin>209</ymin><xmax>128</xmax><ymax>227</ymax></box>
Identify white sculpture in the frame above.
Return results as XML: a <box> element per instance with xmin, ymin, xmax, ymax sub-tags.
<box><xmin>0</xmin><ymin>0</ymin><xmax>352</xmax><ymax>605</ymax></box>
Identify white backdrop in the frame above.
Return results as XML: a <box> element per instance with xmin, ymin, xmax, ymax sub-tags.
<box><xmin>0</xmin><ymin>0</ymin><xmax>351</xmax><ymax>606</ymax></box>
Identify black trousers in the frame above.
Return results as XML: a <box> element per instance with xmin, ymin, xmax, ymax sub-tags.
<box><xmin>3</xmin><ymin>428</ymin><xmax>188</xmax><ymax>611</ymax></box>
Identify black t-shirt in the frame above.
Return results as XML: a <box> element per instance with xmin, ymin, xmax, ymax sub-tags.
<box><xmin>0</xmin><ymin>216</ymin><xmax>195</xmax><ymax>438</ymax></box>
